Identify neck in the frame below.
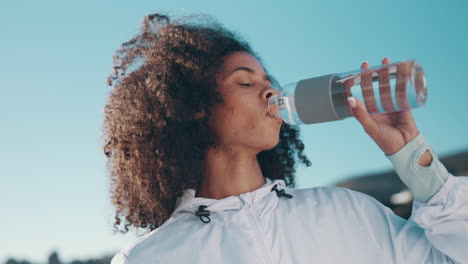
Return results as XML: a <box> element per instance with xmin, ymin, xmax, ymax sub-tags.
<box><xmin>196</xmin><ymin>146</ymin><xmax>266</xmax><ymax>199</ymax></box>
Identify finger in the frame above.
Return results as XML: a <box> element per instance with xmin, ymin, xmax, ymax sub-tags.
<box><xmin>343</xmin><ymin>74</ymin><xmax>354</xmax><ymax>88</ymax></box>
<box><xmin>396</xmin><ymin>61</ymin><xmax>411</xmax><ymax>110</ymax></box>
<box><xmin>347</xmin><ymin>96</ymin><xmax>379</xmax><ymax>136</ymax></box>
<box><xmin>378</xmin><ymin>57</ymin><xmax>397</xmax><ymax>113</ymax></box>
<box><xmin>414</xmin><ymin>65</ymin><xmax>427</xmax><ymax>104</ymax></box>
<box><xmin>342</xmin><ymin>74</ymin><xmax>355</xmax><ymax>99</ymax></box>
<box><xmin>382</xmin><ymin>57</ymin><xmax>390</xmax><ymax>64</ymax></box>
<box><xmin>360</xmin><ymin>62</ymin><xmax>379</xmax><ymax>114</ymax></box>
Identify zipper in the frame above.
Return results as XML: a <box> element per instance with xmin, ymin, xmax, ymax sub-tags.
<box><xmin>245</xmin><ymin>196</ymin><xmax>274</xmax><ymax>264</ymax></box>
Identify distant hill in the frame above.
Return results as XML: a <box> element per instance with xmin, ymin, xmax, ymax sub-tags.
<box><xmin>333</xmin><ymin>149</ymin><xmax>468</xmax><ymax>219</ymax></box>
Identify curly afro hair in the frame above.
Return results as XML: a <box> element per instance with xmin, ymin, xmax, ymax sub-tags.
<box><xmin>101</xmin><ymin>12</ymin><xmax>312</xmax><ymax>234</ymax></box>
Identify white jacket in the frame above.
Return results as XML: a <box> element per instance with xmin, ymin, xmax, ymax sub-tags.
<box><xmin>111</xmin><ymin>134</ymin><xmax>468</xmax><ymax>264</ymax></box>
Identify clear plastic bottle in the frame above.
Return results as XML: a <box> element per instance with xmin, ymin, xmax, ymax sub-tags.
<box><xmin>268</xmin><ymin>59</ymin><xmax>427</xmax><ymax>125</ymax></box>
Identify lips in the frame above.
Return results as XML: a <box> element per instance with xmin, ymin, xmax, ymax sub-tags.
<box><xmin>267</xmin><ymin>112</ymin><xmax>282</xmax><ymax>123</ymax></box>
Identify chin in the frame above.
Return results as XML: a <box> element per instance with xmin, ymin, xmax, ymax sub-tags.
<box><xmin>259</xmin><ymin>138</ymin><xmax>280</xmax><ymax>151</ymax></box>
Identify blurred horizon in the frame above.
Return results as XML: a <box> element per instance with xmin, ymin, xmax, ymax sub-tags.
<box><xmin>2</xmin><ymin>0</ymin><xmax>467</xmax><ymax>263</ymax></box>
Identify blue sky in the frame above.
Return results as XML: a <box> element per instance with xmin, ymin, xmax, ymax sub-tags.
<box><xmin>1</xmin><ymin>0</ymin><xmax>467</xmax><ymax>262</ymax></box>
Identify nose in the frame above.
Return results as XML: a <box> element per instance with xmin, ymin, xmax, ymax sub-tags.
<box><xmin>263</xmin><ymin>85</ymin><xmax>279</xmax><ymax>101</ymax></box>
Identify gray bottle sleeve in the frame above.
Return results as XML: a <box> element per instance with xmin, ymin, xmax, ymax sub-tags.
<box><xmin>295</xmin><ymin>74</ymin><xmax>344</xmax><ymax>124</ymax></box>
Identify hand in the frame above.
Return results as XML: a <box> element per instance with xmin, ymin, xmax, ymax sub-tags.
<box><xmin>346</xmin><ymin>57</ymin><xmax>420</xmax><ymax>156</ymax></box>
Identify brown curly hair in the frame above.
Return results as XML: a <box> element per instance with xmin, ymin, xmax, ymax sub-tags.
<box><xmin>101</xmin><ymin>12</ymin><xmax>312</xmax><ymax>234</ymax></box>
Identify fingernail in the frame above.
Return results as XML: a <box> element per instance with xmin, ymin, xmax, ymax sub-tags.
<box><xmin>361</xmin><ymin>62</ymin><xmax>369</xmax><ymax>67</ymax></box>
<box><xmin>347</xmin><ymin>97</ymin><xmax>356</xmax><ymax>108</ymax></box>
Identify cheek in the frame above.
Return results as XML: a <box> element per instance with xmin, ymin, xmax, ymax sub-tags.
<box><xmin>231</xmin><ymin>102</ymin><xmax>263</xmax><ymax>134</ymax></box>
<box><xmin>232</xmin><ymin>111</ymin><xmax>278</xmax><ymax>144</ymax></box>
<box><xmin>212</xmin><ymin>105</ymin><xmax>260</xmax><ymax>138</ymax></box>
<box><xmin>209</xmin><ymin>94</ymin><xmax>272</xmax><ymax>141</ymax></box>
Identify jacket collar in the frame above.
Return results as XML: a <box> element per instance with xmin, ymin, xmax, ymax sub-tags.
<box><xmin>170</xmin><ymin>177</ymin><xmax>287</xmax><ymax>218</ymax></box>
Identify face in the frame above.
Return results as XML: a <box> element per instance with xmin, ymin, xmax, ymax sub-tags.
<box><xmin>207</xmin><ymin>51</ymin><xmax>282</xmax><ymax>154</ymax></box>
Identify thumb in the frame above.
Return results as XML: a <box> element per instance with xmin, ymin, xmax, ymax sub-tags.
<box><xmin>347</xmin><ymin>97</ymin><xmax>379</xmax><ymax>136</ymax></box>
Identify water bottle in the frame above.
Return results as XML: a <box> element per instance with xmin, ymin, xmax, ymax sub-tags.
<box><xmin>268</xmin><ymin>59</ymin><xmax>427</xmax><ymax>125</ymax></box>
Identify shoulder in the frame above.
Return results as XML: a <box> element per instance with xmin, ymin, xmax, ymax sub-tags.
<box><xmin>288</xmin><ymin>184</ymin><xmax>381</xmax><ymax>202</ymax></box>
<box><xmin>283</xmin><ymin>185</ymin><xmax>402</xmax><ymax>237</ymax></box>
<box><xmin>110</xmin><ymin>216</ymin><xmax>194</xmax><ymax>264</ymax></box>
<box><xmin>289</xmin><ymin>184</ymin><xmax>349</xmax><ymax>197</ymax></box>
<box><xmin>284</xmin><ymin>184</ymin><xmax>391</xmax><ymax>215</ymax></box>
<box><xmin>285</xmin><ymin>184</ymin><xmax>355</xmax><ymax>204</ymax></box>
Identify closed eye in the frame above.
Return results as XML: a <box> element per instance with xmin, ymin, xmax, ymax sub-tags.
<box><xmin>238</xmin><ymin>83</ymin><xmax>252</xmax><ymax>86</ymax></box>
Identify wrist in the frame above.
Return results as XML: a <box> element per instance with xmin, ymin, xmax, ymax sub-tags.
<box><xmin>385</xmin><ymin>132</ymin><xmax>449</xmax><ymax>202</ymax></box>
<box><xmin>418</xmin><ymin>150</ymin><xmax>433</xmax><ymax>167</ymax></box>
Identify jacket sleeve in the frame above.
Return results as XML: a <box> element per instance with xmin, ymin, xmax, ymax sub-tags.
<box><xmin>345</xmin><ymin>132</ymin><xmax>468</xmax><ymax>263</ymax></box>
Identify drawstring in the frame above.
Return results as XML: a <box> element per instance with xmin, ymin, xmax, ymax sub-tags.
<box><xmin>195</xmin><ymin>205</ymin><xmax>211</xmax><ymax>223</ymax></box>
<box><xmin>193</xmin><ymin>184</ymin><xmax>292</xmax><ymax>224</ymax></box>
<box><xmin>271</xmin><ymin>184</ymin><xmax>293</xmax><ymax>199</ymax></box>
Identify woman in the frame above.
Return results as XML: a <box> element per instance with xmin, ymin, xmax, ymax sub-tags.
<box><xmin>103</xmin><ymin>13</ymin><xmax>468</xmax><ymax>263</ymax></box>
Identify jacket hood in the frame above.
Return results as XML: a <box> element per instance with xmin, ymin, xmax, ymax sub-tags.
<box><xmin>169</xmin><ymin>177</ymin><xmax>289</xmax><ymax>222</ymax></box>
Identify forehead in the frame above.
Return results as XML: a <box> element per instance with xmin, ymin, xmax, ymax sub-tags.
<box><xmin>220</xmin><ymin>51</ymin><xmax>265</xmax><ymax>75</ymax></box>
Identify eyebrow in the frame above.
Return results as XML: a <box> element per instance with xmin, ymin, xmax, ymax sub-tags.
<box><xmin>228</xmin><ymin>67</ymin><xmax>272</xmax><ymax>83</ymax></box>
